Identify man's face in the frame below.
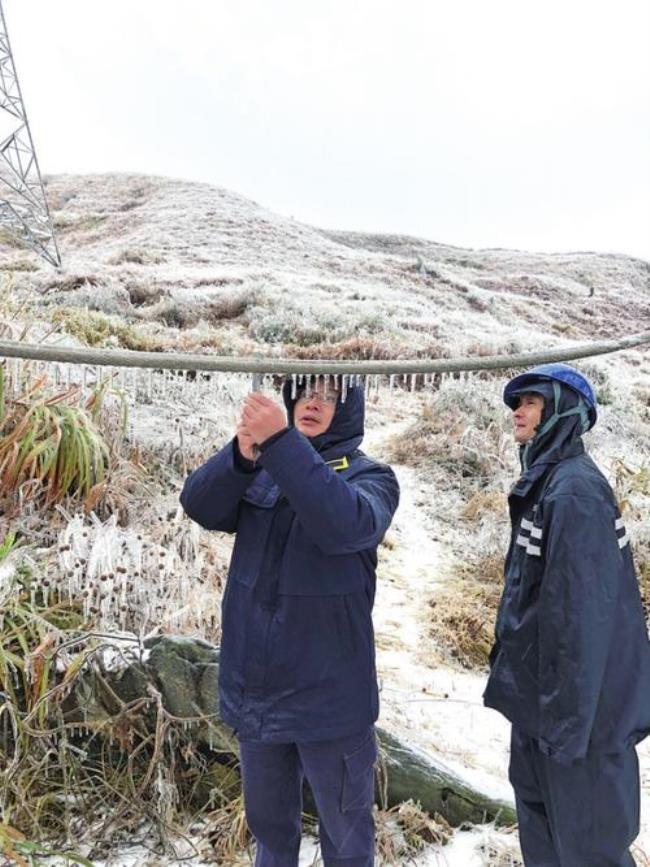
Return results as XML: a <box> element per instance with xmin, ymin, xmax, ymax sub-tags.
<box><xmin>512</xmin><ymin>392</ymin><xmax>545</xmax><ymax>443</ymax></box>
<box><xmin>294</xmin><ymin>384</ymin><xmax>339</xmax><ymax>437</ymax></box>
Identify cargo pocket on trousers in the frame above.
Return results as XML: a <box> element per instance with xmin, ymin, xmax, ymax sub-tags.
<box><xmin>341</xmin><ymin>732</ymin><xmax>377</xmax><ymax>813</ymax></box>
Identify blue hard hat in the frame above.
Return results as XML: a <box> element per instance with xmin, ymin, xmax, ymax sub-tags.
<box><xmin>504</xmin><ymin>363</ymin><xmax>598</xmax><ymax>430</ymax></box>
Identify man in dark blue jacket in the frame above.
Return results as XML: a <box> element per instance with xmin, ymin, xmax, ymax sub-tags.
<box><xmin>484</xmin><ymin>363</ymin><xmax>650</xmax><ymax>866</ymax></box>
<box><xmin>180</xmin><ymin>378</ymin><xmax>399</xmax><ymax>867</ymax></box>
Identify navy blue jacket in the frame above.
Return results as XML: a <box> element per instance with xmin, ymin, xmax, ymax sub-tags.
<box><xmin>484</xmin><ymin>400</ymin><xmax>650</xmax><ymax>764</ymax></box>
<box><xmin>180</xmin><ymin>383</ymin><xmax>399</xmax><ymax>742</ymax></box>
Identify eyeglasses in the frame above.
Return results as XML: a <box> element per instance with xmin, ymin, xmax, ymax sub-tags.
<box><xmin>298</xmin><ymin>390</ymin><xmax>340</xmax><ymax>405</ymax></box>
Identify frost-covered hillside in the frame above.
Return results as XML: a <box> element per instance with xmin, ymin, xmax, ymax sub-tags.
<box><xmin>3</xmin><ymin>173</ymin><xmax>649</xmax><ymax>359</ymax></box>
<box><xmin>2</xmin><ymin>174</ymin><xmax>650</xmax><ymax>866</ymax></box>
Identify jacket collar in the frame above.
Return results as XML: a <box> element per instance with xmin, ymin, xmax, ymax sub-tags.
<box><xmin>510</xmin><ymin>439</ymin><xmax>585</xmax><ymax>500</ymax></box>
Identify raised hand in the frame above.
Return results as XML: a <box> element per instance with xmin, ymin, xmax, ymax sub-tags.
<box><xmin>240</xmin><ymin>393</ymin><xmax>287</xmax><ymax>445</ymax></box>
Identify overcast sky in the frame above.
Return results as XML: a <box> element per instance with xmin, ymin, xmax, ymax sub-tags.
<box><xmin>4</xmin><ymin>0</ymin><xmax>650</xmax><ymax>259</ymax></box>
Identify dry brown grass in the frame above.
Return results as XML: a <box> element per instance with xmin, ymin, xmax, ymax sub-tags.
<box><xmin>477</xmin><ymin>829</ymin><xmax>523</xmax><ymax>866</ymax></box>
<box><xmin>635</xmin><ymin>540</ymin><xmax>650</xmax><ymax>623</ymax></box>
<box><xmin>612</xmin><ymin>459</ymin><xmax>650</xmax><ymax>623</ymax></box>
<box><xmin>461</xmin><ymin>490</ymin><xmax>507</xmax><ymax>521</ymax></box>
<box><xmin>375</xmin><ymin>800</ymin><xmax>451</xmax><ymax>864</ymax></box>
<box><xmin>142</xmin><ymin>291</ymin><xmax>257</xmax><ymax>330</ymax></box>
<box><xmin>429</xmin><ymin>553</ymin><xmax>504</xmax><ymax>668</ymax></box>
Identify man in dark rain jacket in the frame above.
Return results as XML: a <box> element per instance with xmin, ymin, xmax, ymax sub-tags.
<box><xmin>180</xmin><ymin>378</ymin><xmax>399</xmax><ymax>867</ymax></box>
<box><xmin>484</xmin><ymin>363</ymin><xmax>650</xmax><ymax>866</ymax></box>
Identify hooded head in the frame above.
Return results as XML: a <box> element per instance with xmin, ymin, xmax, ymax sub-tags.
<box><xmin>281</xmin><ymin>378</ymin><xmax>365</xmax><ymax>458</ymax></box>
<box><xmin>503</xmin><ymin>364</ymin><xmax>597</xmax><ymax>471</ymax></box>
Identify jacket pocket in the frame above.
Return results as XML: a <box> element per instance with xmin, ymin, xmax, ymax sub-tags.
<box><xmin>341</xmin><ymin>732</ymin><xmax>377</xmax><ymax>812</ymax></box>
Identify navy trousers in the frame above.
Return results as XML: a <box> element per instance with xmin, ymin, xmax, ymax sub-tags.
<box><xmin>509</xmin><ymin>726</ymin><xmax>640</xmax><ymax>866</ymax></box>
<box><xmin>239</xmin><ymin>727</ymin><xmax>377</xmax><ymax>867</ymax></box>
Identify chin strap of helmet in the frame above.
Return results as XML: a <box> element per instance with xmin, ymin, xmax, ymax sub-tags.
<box><xmin>521</xmin><ymin>381</ymin><xmax>590</xmax><ymax>470</ymax></box>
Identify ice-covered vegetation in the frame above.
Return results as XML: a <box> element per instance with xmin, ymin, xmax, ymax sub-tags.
<box><xmin>1</xmin><ymin>173</ymin><xmax>649</xmax><ymax>864</ymax></box>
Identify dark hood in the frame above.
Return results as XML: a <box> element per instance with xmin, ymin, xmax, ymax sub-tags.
<box><xmin>281</xmin><ymin>379</ymin><xmax>365</xmax><ymax>459</ymax></box>
<box><xmin>515</xmin><ymin>381</ymin><xmax>586</xmax><ymax>485</ymax></box>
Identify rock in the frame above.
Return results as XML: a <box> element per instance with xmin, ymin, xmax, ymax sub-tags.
<box><xmin>65</xmin><ymin>635</ymin><xmax>514</xmax><ymax>825</ymax></box>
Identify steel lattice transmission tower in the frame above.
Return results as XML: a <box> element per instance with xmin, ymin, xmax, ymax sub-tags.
<box><xmin>0</xmin><ymin>0</ymin><xmax>60</xmax><ymax>267</ymax></box>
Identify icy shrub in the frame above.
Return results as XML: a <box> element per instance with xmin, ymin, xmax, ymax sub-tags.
<box><xmin>144</xmin><ymin>289</ymin><xmax>258</xmax><ymax>330</ymax></box>
<box><xmin>50</xmin><ymin>509</ymin><xmax>220</xmax><ymax>637</ymax></box>
<box><xmin>125</xmin><ymin>278</ymin><xmax>168</xmax><ymax>306</ymax></box>
<box><xmin>207</xmin><ymin>288</ymin><xmax>260</xmax><ymax>322</ymax></box>
<box><xmin>580</xmin><ymin>361</ymin><xmax>613</xmax><ymax>406</ymax></box>
<box><xmin>0</xmin><ymin>544</ymin><xmax>238</xmax><ymax>853</ymax></box>
<box><xmin>52</xmin><ymin>212</ymin><xmax>106</xmax><ymax>233</ymax></box>
<box><xmin>42</xmin><ymin>272</ymin><xmax>101</xmax><ymax>294</ymax></box>
<box><xmin>247</xmin><ymin>297</ymin><xmax>394</xmax><ymax>347</ymax></box>
<box><xmin>387</xmin><ymin>376</ymin><xmax>514</xmax><ymax>488</ymax></box>
<box><xmin>284</xmin><ymin>335</ymin><xmax>417</xmax><ymax>360</ymax></box>
<box><xmin>0</xmin><ymin>227</ymin><xmax>25</xmax><ymax>248</ymax></box>
<box><xmin>51</xmin><ymin>306</ymin><xmax>167</xmax><ymax>351</ymax></box>
<box><xmin>0</xmin><ymin>373</ymin><xmax>120</xmax><ymax>512</ymax></box>
<box><xmin>51</xmin><ymin>307</ymin><xmax>112</xmax><ymax>346</ymax></box>
<box><xmin>249</xmin><ymin>310</ymin><xmax>341</xmax><ymax>346</ymax></box>
<box><xmin>109</xmin><ymin>246</ymin><xmax>167</xmax><ymax>265</ymax></box>
<box><xmin>0</xmin><ymin>258</ymin><xmax>38</xmax><ymax>273</ymax></box>
<box><xmin>46</xmin><ymin>282</ymin><xmax>132</xmax><ymax>317</ymax></box>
